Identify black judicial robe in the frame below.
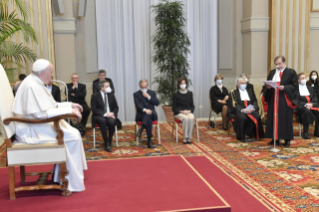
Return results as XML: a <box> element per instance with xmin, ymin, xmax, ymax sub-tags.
<box><xmin>209</xmin><ymin>85</ymin><xmax>229</xmax><ymax>113</ymax></box>
<box><xmin>296</xmin><ymin>84</ymin><xmax>319</xmax><ymax>126</ymax></box>
<box><xmin>263</xmin><ymin>68</ymin><xmax>298</xmax><ymax>140</ymax></box>
<box><xmin>228</xmin><ymin>88</ymin><xmax>264</xmax><ymax>140</ymax></box>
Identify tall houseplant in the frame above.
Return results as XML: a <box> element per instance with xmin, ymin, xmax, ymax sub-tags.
<box><xmin>0</xmin><ymin>0</ymin><xmax>38</xmax><ymax>81</ymax></box>
<box><xmin>152</xmin><ymin>0</ymin><xmax>191</xmax><ymax>122</ymax></box>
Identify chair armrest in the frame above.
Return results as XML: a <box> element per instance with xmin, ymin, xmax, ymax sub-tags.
<box><xmin>3</xmin><ymin>114</ymin><xmax>77</xmax><ymax>145</ymax></box>
<box><xmin>3</xmin><ymin>114</ymin><xmax>77</xmax><ymax>125</ymax></box>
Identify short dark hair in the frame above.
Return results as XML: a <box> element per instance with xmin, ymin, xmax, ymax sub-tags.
<box><xmin>274</xmin><ymin>56</ymin><xmax>286</xmax><ymax>63</ymax></box>
<box><xmin>19</xmin><ymin>74</ymin><xmax>26</xmax><ymax>81</ymax></box>
<box><xmin>298</xmin><ymin>73</ymin><xmax>305</xmax><ymax>79</ymax></box>
<box><xmin>177</xmin><ymin>77</ymin><xmax>188</xmax><ymax>90</ymax></box>
<box><xmin>99</xmin><ymin>69</ymin><xmax>106</xmax><ymax>75</ymax></box>
<box><xmin>98</xmin><ymin>80</ymin><xmax>110</xmax><ymax>89</ymax></box>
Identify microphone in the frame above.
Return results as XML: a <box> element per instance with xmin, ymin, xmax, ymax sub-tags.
<box><xmin>51</xmin><ymin>79</ymin><xmax>69</xmax><ymax>102</ymax></box>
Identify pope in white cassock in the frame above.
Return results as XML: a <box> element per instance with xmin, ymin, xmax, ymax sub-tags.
<box><xmin>12</xmin><ymin>59</ymin><xmax>88</xmax><ymax>192</ymax></box>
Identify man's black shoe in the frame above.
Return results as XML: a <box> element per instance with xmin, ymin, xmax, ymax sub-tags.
<box><xmin>104</xmin><ymin>144</ymin><xmax>112</xmax><ymax>152</ymax></box>
<box><xmin>284</xmin><ymin>140</ymin><xmax>290</xmax><ymax>147</ymax></box>
<box><xmin>147</xmin><ymin>140</ymin><xmax>155</xmax><ymax>149</ymax></box>
<box><xmin>241</xmin><ymin>139</ymin><xmax>247</xmax><ymax>143</ymax></box>
<box><xmin>268</xmin><ymin>139</ymin><xmax>279</xmax><ymax>145</ymax></box>
<box><xmin>302</xmin><ymin>132</ymin><xmax>310</xmax><ymax>139</ymax></box>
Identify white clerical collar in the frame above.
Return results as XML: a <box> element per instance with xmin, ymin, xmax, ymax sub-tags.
<box><xmin>239</xmin><ymin>89</ymin><xmax>250</xmax><ymax>101</ymax></box>
<box><xmin>31</xmin><ymin>73</ymin><xmax>44</xmax><ymax>86</ymax></box>
<box><xmin>299</xmin><ymin>84</ymin><xmax>310</xmax><ymax>96</ymax></box>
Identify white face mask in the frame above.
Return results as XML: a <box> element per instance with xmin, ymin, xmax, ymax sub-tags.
<box><xmin>301</xmin><ymin>79</ymin><xmax>307</xmax><ymax>85</ymax></box>
<box><xmin>312</xmin><ymin>75</ymin><xmax>317</xmax><ymax>81</ymax></box>
<box><xmin>275</xmin><ymin>66</ymin><xmax>280</xmax><ymax>69</ymax></box>
<box><xmin>141</xmin><ymin>89</ymin><xmax>147</xmax><ymax>93</ymax></box>
<box><xmin>105</xmin><ymin>87</ymin><xmax>112</xmax><ymax>93</ymax></box>
<box><xmin>240</xmin><ymin>84</ymin><xmax>247</xmax><ymax>90</ymax></box>
<box><xmin>180</xmin><ymin>84</ymin><xmax>186</xmax><ymax>90</ymax></box>
<box><xmin>216</xmin><ymin>79</ymin><xmax>222</xmax><ymax>85</ymax></box>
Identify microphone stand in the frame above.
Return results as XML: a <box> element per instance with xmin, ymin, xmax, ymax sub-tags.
<box><xmin>51</xmin><ymin>79</ymin><xmax>70</xmax><ymax>123</ymax></box>
<box><xmin>270</xmin><ymin>85</ymin><xmax>280</xmax><ymax>153</ymax></box>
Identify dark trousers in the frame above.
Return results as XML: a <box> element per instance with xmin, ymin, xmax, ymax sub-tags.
<box><xmin>80</xmin><ymin>103</ymin><xmax>91</xmax><ymax>128</ymax></box>
<box><xmin>138</xmin><ymin>114</ymin><xmax>153</xmax><ymax>140</ymax></box>
<box><xmin>94</xmin><ymin>116</ymin><xmax>116</xmax><ymax>144</ymax></box>
<box><xmin>299</xmin><ymin>108</ymin><xmax>319</xmax><ymax>132</ymax></box>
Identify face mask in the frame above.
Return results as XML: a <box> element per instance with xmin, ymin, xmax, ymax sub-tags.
<box><xmin>312</xmin><ymin>75</ymin><xmax>317</xmax><ymax>81</ymax></box>
<box><xmin>216</xmin><ymin>79</ymin><xmax>222</xmax><ymax>85</ymax></box>
<box><xmin>180</xmin><ymin>84</ymin><xmax>186</xmax><ymax>90</ymax></box>
<box><xmin>105</xmin><ymin>87</ymin><xmax>112</xmax><ymax>93</ymax></box>
<box><xmin>301</xmin><ymin>79</ymin><xmax>307</xmax><ymax>85</ymax></box>
<box><xmin>141</xmin><ymin>89</ymin><xmax>147</xmax><ymax>93</ymax></box>
<box><xmin>240</xmin><ymin>84</ymin><xmax>247</xmax><ymax>90</ymax></box>
<box><xmin>275</xmin><ymin>66</ymin><xmax>280</xmax><ymax>69</ymax></box>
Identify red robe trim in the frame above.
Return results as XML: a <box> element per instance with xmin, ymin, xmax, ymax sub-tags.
<box><xmin>244</xmin><ymin>100</ymin><xmax>259</xmax><ymax>140</ymax></box>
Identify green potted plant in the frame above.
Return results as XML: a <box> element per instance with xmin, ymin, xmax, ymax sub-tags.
<box><xmin>152</xmin><ymin>0</ymin><xmax>191</xmax><ymax>122</ymax></box>
<box><xmin>0</xmin><ymin>0</ymin><xmax>38</xmax><ymax>82</ymax></box>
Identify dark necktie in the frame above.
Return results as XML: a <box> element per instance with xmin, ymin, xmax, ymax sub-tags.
<box><xmin>104</xmin><ymin>93</ymin><xmax>108</xmax><ymax>113</ymax></box>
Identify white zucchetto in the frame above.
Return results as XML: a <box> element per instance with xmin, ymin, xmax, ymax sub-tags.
<box><xmin>32</xmin><ymin>59</ymin><xmax>50</xmax><ymax>72</ymax></box>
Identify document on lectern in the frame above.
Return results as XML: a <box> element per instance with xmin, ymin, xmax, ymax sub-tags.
<box><xmin>263</xmin><ymin>80</ymin><xmax>279</xmax><ymax>89</ymax></box>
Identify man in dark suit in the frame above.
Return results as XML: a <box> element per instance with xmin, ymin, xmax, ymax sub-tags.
<box><xmin>91</xmin><ymin>80</ymin><xmax>119</xmax><ymax>152</ymax></box>
<box><xmin>92</xmin><ymin>69</ymin><xmax>115</xmax><ymax>94</ymax></box>
<box><xmin>134</xmin><ymin>79</ymin><xmax>159</xmax><ymax>148</ymax></box>
<box><xmin>66</xmin><ymin>73</ymin><xmax>91</xmax><ymax>128</ymax></box>
<box><xmin>46</xmin><ymin>77</ymin><xmax>61</xmax><ymax>102</ymax></box>
<box><xmin>228</xmin><ymin>77</ymin><xmax>264</xmax><ymax>143</ymax></box>
<box><xmin>296</xmin><ymin>73</ymin><xmax>319</xmax><ymax>139</ymax></box>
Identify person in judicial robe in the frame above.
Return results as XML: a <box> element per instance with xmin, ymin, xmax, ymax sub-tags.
<box><xmin>12</xmin><ymin>59</ymin><xmax>87</xmax><ymax>192</ymax></box>
<box><xmin>296</xmin><ymin>73</ymin><xmax>319</xmax><ymax>139</ymax></box>
<box><xmin>210</xmin><ymin>74</ymin><xmax>229</xmax><ymax>130</ymax></box>
<box><xmin>91</xmin><ymin>80</ymin><xmax>119</xmax><ymax>152</ymax></box>
<box><xmin>66</xmin><ymin>73</ymin><xmax>91</xmax><ymax>128</ymax></box>
<box><xmin>92</xmin><ymin>69</ymin><xmax>115</xmax><ymax>94</ymax></box>
<box><xmin>263</xmin><ymin>56</ymin><xmax>298</xmax><ymax>147</ymax></box>
<box><xmin>134</xmin><ymin>79</ymin><xmax>160</xmax><ymax>148</ymax></box>
<box><xmin>228</xmin><ymin>78</ymin><xmax>264</xmax><ymax>143</ymax></box>
<box><xmin>239</xmin><ymin>73</ymin><xmax>256</xmax><ymax>99</ymax></box>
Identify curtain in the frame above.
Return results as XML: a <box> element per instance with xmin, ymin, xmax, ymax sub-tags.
<box><xmin>96</xmin><ymin>0</ymin><xmax>217</xmax><ymax>122</ymax></box>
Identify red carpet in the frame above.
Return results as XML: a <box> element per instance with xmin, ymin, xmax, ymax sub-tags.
<box><xmin>185</xmin><ymin>156</ymin><xmax>274</xmax><ymax>212</ymax></box>
<box><xmin>0</xmin><ymin>156</ymin><xmax>231</xmax><ymax>212</ymax></box>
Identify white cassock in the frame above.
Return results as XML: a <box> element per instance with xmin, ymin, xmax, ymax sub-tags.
<box><xmin>12</xmin><ymin>74</ymin><xmax>88</xmax><ymax>192</ymax></box>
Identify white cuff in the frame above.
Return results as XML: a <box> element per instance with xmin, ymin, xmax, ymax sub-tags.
<box><xmin>57</xmin><ymin>102</ymin><xmax>72</xmax><ymax>108</ymax></box>
<box><xmin>47</xmin><ymin>107</ymin><xmax>72</xmax><ymax>118</ymax></box>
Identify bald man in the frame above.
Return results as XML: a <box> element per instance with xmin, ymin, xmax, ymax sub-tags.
<box><xmin>12</xmin><ymin>59</ymin><xmax>88</xmax><ymax>192</ymax></box>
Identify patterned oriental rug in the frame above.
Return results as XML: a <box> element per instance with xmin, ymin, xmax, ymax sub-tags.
<box><xmin>2</xmin><ymin>121</ymin><xmax>319</xmax><ymax>211</ymax></box>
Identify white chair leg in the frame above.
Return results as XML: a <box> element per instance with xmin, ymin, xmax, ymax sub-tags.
<box><xmin>214</xmin><ymin>112</ymin><xmax>217</xmax><ymax>128</ymax></box>
<box><xmin>115</xmin><ymin>126</ymin><xmax>118</xmax><ymax>147</ymax></box>
<box><xmin>93</xmin><ymin>128</ymin><xmax>96</xmax><ymax>148</ymax></box>
<box><xmin>136</xmin><ymin>124</ymin><xmax>139</xmax><ymax>146</ymax></box>
<box><xmin>176</xmin><ymin>123</ymin><xmax>178</xmax><ymax>143</ymax></box>
<box><xmin>196</xmin><ymin>122</ymin><xmax>200</xmax><ymax>142</ymax></box>
<box><xmin>157</xmin><ymin>124</ymin><xmax>161</xmax><ymax>144</ymax></box>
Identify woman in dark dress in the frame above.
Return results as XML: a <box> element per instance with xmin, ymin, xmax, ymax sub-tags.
<box><xmin>173</xmin><ymin>78</ymin><xmax>195</xmax><ymax>144</ymax></box>
<box><xmin>307</xmin><ymin>70</ymin><xmax>319</xmax><ymax>102</ymax></box>
<box><xmin>209</xmin><ymin>74</ymin><xmax>229</xmax><ymax>130</ymax></box>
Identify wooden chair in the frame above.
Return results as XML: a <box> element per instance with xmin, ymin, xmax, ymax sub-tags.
<box><xmin>172</xmin><ymin>118</ymin><xmax>200</xmax><ymax>143</ymax></box>
<box><xmin>0</xmin><ymin>64</ymin><xmax>74</xmax><ymax>200</ymax></box>
<box><xmin>135</xmin><ymin>121</ymin><xmax>161</xmax><ymax>146</ymax></box>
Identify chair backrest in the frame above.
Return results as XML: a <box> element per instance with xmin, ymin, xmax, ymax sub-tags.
<box><xmin>0</xmin><ymin>64</ymin><xmax>16</xmax><ymax>139</ymax></box>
